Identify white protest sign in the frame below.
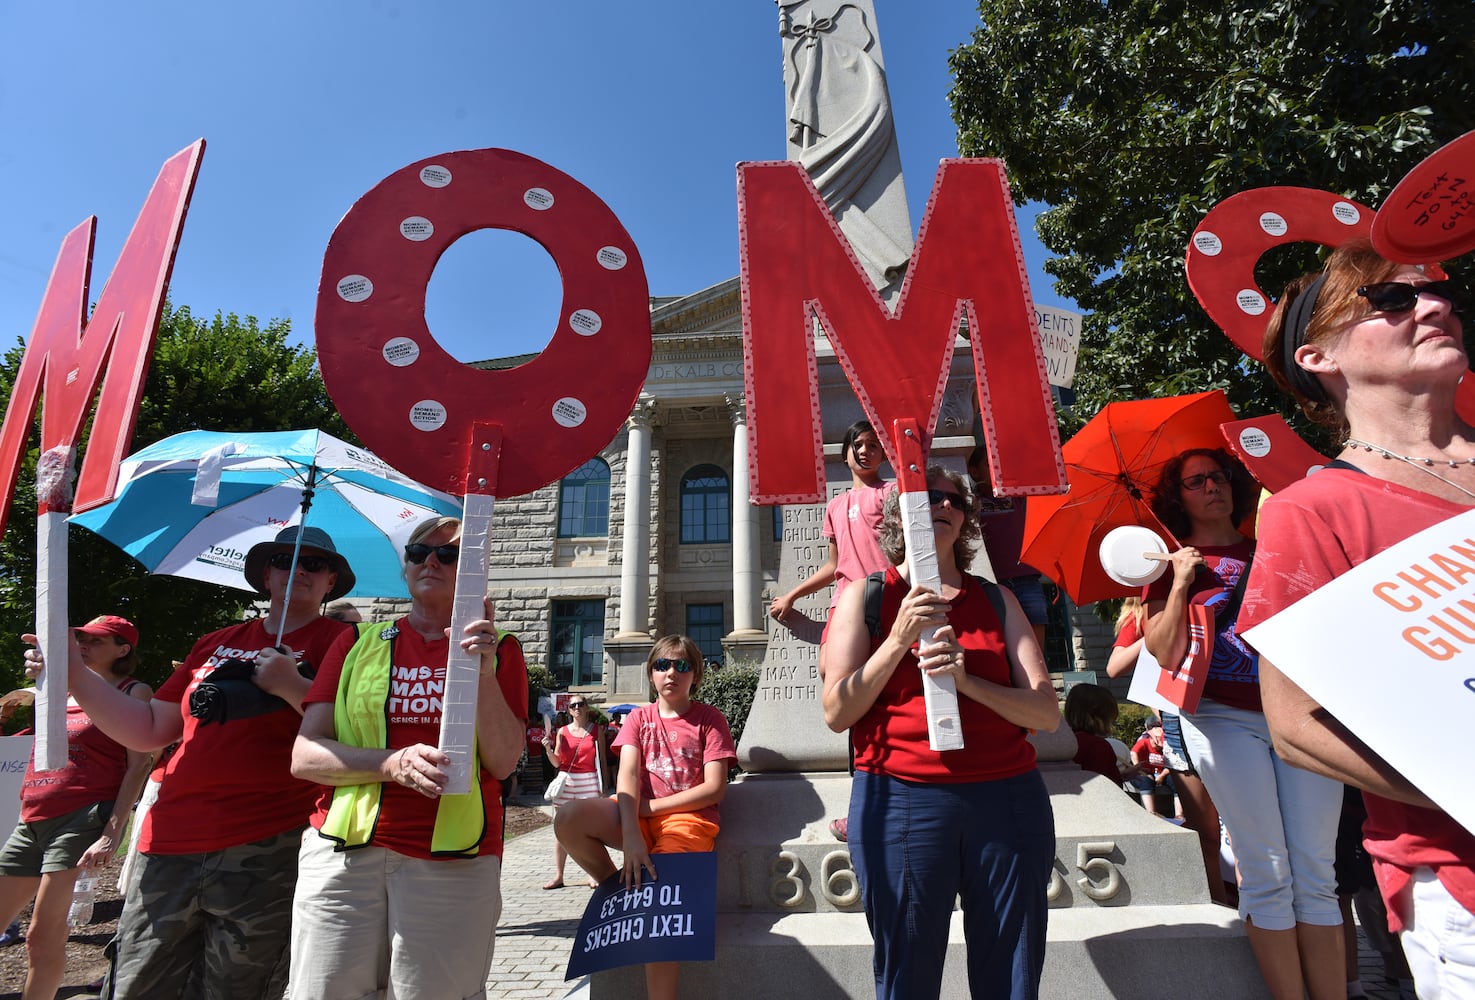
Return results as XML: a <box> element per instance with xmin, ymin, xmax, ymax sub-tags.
<box><xmin>1242</xmin><ymin>507</ymin><xmax>1475</xmax><ymax>834</ymax></box>
<box><xmin>1035</xmin><ymin>305</ymin><xmax>1083</xmax><ymax>389</ymax></box>
<box><xmin>0</xmin><ymin>736</ymin><xmax>33</xmax><ymax>836</ymax></box>
<box><xmin>1126</xmin><ymin>643</ymin><xmax>1176</xmax><ymax>716</ymax></box>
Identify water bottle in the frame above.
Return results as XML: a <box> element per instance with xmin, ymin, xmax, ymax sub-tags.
<box><xmin>67</xmin><ymin>874</ymin><xmax>97</xmax><ymax>929</ymax></box>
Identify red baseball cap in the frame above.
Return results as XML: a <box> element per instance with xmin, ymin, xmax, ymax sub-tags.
<box><xmin>74</xmin><ymin>615</ymin><xmax>139</xmax><ymax>648</ymax></box>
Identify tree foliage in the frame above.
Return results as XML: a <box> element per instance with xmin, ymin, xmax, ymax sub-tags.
<box><xmin>949</xmin><ymin>1</ymin><xmax>1475</xmax><ymax>437</ymax></box>
<box><xmin>0</xmin><ymin>304</ymin><xmax>349</xmax><ymax>692</ymax></box>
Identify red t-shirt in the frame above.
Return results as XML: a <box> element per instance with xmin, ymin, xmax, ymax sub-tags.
<box><xmin>1131</xmin><ymin>734</ymin><xmax>1166</xmax><ymax>776</ymax></box>
<box><xmin>611</xmin><ymin>702</ymin><xmax>735</xmax><ymax>826</ymax></box>
<box><xmin>1073</xmin><ymin>730</ymin><xmax>1121</xmax><ymax>782</ymax></box>
<box><xmin>1145</xmin><ymin>539</ymin><xmax>1260</xmax><ymax>711</ymax></box>
<box><xmin>1114</xmin><ymin>614</ymin><xmax>1142</xmax><ymax>648</ymax></box>
<box><xmin>144</xmin><ymin>616</ymin><xmax>352</xmax><ymax>853</ymax></box>
<box><xmin>20</xmin><ymin>679</ymin><xmax>141</xmax><ymax>823</ymax></box>
<box><xmin>852</xmin><ymin>567</ymin><xmax>1037</xmax><ymax>783</ymax></box>
<box><xmin>305</xmin><ymin>620</ymin><xmax>529</xmax><ymax>861</ymax></box>
<box><xmin>1238</xmin><ymin>466</ymin><xmax>1475</xmax><ymax>928</ymax></box>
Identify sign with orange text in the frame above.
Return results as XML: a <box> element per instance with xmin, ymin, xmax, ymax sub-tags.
<box><xmin>1241</xmin><ymin>507</ymin><xmax>1475</xmax><ymax>834</ymax></box>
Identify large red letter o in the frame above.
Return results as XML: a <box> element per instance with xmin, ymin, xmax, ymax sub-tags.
<box><xmin>315</xmin><ymin>149</ymin><xmax>651</xmax><ymax>496</ymax></box>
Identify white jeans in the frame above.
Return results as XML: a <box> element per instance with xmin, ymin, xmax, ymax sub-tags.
<box><xmin>288</xmin><ymin>830</ymin><xmax>503</xmax><ymax>1000</ymax></box>
<box><xmin>1179</xmin><ymin>698</ymin><xmax>1343</xmax><ymax>931</ymax></box>
<box><xmin>1402</xmin><ymin>868</ymin><xmax>1475</xmax><ymax>1000</ymax></box>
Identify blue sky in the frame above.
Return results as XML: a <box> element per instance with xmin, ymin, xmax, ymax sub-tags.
<box><xmin>0</xmin><ymin>2</ymin><xmax>1070</xmax><ymax>365</ymax></box>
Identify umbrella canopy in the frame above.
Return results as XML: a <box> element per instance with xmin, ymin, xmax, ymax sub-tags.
<box><xmin>1019</xmin><ymin>391</ymin><xmax>1242</xmax><ymax>605</ymax></box>
<box><xmin>70</xmin><ymin>429</ymin><xmax>460</xmax><ymax>600</ymax></box>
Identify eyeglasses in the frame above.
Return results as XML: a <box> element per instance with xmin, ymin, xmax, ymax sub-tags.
<box><xmin>405</xmin><ymin>543</ymin><xmax>459</xmax><ymax>566</ymax></box>
<box><xmin>1180</xmin><ymin>470</ymin><xmax>1230</xmax><ymax>491</ymax></box>
<box><xmin>268</xmin><ymin>552</ymin><xmax>332</xmax><ymax>573</ymax></box>
<box><xmin>652</xmin><ymin>657</ymin><xmax>693</xmax><ymax>673</ymax></box>
<box><xmin>1356</xmin><ymin>280</ymin><xmax>1460</xmax><ymax>314</ymax></box>
<box><xmin>927</xmin><ymin>488</ymin><xmax>968</xmax><ymax>511</ymax></box>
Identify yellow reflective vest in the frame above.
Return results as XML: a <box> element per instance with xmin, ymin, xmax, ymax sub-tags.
<box><xmin>317</xmin><ymin>621</ymin><xmax>510</xmax><ymax>857</ymax></box>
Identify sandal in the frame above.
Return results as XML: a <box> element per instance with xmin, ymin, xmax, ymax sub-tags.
<box><xmin>828</xmin><ymin>817</ymin><xmax>848</xmax><ymax>843</ymax></box>
<box><xmin>542</xmin><ymin>878</ymin><xmax>565</xmax><ymax>890</ymax></box>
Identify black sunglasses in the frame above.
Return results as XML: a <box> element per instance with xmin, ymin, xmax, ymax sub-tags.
<box><xmin>568</xmin><ymin>701</ymin><xmax>587</xmax><ymax>709</ymax></box>
<box><xmin>268</xmin><ymin>552</ymin><xmax>332</xmax><ymax>573</ymax></box>
<box><xmin>1180</xmin><ymin>469</ymin><xmax>1231</xmax><ymax>491</ymax></box>
<box><xmin>652</xmin><ymin>657</ymin><xmax>693</xmax><ymax>674</ymax></box>
<box><xmin>927</xmin><ymin>488</ymin><xmax>968</xmax><ymax>511</ymax></box>
<box><xmin>404</xmin><ymin>543</ymin><xmax>459</xmax><ymax>566</ymax></box>
<box><xmin>1357</xmin><ymin>280</ymin><xmax>1461</xmax><ymax>314</ymax></box>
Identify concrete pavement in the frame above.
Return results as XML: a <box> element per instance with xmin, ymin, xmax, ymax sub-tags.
<box><xmin>485</xmin><ymin>808</ymin><xmax>595</xmax><ymax>999</ymax></box>
<box><xmin>485</xmin><ymin>810</ymin><xmax>1413</xmax><ymax>1000</ymax></box>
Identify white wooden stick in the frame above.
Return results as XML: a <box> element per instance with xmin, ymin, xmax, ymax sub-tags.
<box><xmin>899</xmin><ymin>490</ymin><xmax>964</xmax><ymax>752</ymax></box>
<box><xmin>34</xmin><ymin>511</ymin><xmax>70</xmax><ymax>771</ymax></box>
<box><xmin>437</xmin><ymin>493</ymin><xmax>495</xmax><ymax>795</ymax></box>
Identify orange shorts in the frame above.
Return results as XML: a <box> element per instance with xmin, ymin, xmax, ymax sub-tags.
<box><xmin>637</xmin><ymin>812</ymin><xmax>720</xmax><ymax>854</ymax></box>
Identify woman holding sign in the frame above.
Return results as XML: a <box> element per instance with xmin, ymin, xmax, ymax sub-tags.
<box><xmin>1243</xmin><ymin>237</ymin><xmax>1475</xmax><ymax>996</ymax></box>
<box><xmin>823</xmin><ymin>466</ymin><xmax>1058</xmax><ymax>1000</ymax></box>
<box><xmin>1145</xmin><ymin>448</ymin><xmax>1345</xmax><ymax>1000</ymax></box>
<box><xmin>287</xmin><ymin>516</ymin><xmax>529</xmax><ymax>1000</ymax></box>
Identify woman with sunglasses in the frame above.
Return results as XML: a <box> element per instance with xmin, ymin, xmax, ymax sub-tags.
<box><xmin>823</xmin><ymin>465</ymin><xmax>1058</xmax><ymax>999</ymax></box>
<box><xmin>556</xmin><ymin>635</ymin><xmax>736</xmax><ymax>1000</ymax></box>
<box><xmin>288</xmin><ymin>516</ymin><xmax>529</xmax><ymax>1000</ymax></box>
<box><xmin>540</xmin><ymin>697</ymin><xmax>608</xmax><ymax>889</ymax></box>
<box><xmin>1238</xmin><ymin>237</ymin><xmax>1475</xmax><ymax>997</ymax></box>
<box><xmin>1145</xmin><ymin>447</ymin><xmax>1344</xmax><ymax>1000</ymax></box>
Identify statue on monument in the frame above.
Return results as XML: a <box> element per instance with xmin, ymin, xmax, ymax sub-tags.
<box><xmin>778</xmin><ymin>0</ymin><xmax>914</xmax><ymax>291</ymax></box>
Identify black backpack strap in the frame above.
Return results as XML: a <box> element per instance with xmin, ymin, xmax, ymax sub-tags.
<box><xmin>978</xmin><ymin>577</ymin><xmax>1008</xmax><ymax>626</ymax></box>
<box><xmin>863</xmin><ymin>571</ymin><xmax>887</xmax><ymax>640</ymax></box>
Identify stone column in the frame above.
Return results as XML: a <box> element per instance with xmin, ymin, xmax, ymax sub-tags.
<box><xmin>726</xmin><ymin>395</ymin><xmax>767</xmax><ymax>658</ymax></box>
<box><xmin>615</xmin><ymin>396</ymin><xmax>656</xmax><ymax>638</ymax></box>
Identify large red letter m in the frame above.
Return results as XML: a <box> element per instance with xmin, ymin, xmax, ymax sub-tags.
<box><xmin>738</xmin><ymin>159</ymin><xmax>1065</xmax><ymax>503</ymax></box>
<box><xmin>0</xmin><ymin>141</ymin><xmax>204</xmax><ymax>529</ymax></box>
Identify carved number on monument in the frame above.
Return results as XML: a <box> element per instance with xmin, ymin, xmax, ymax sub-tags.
<box><xmin>768</xmin><ymin>850</ymin><xmax>808</xmax><ymax>908</ymax></box>
<box><xmin>819</xmin><ymin>850</ymin><xmax>861</xmax><ymax>907</ymax></box>
<box><xmin>1074</xmin><ymin>841</ymin><xmax>1123</xmax><ymax>901</ymax></box>
<box><xmin>1046</xmin><ymin>861</ymin><xmax>1069</xmax><ymax>905</ymax></box>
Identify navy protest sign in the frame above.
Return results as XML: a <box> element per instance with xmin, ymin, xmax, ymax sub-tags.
<box><xmin>566</xmin><ymin>851</ymin><xmax>717</xmax><ymax>980</ymax></box>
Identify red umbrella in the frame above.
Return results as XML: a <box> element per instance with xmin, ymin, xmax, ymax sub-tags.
<box><xmin>1020</xmin><ymin>390</ymin><xmax>1244</xmax><ymax>604</ymax></box>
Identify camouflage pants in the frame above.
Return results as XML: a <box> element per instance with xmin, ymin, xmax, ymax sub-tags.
<box><xmin>102</xmin><ymin>828</ymin><xmax>304</xmax><ymax>1000</ymax></box>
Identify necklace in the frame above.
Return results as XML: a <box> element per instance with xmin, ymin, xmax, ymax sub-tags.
<box><xmin>1343</xmin><ymin>438</ymin><xmax>1475</xmax><ymax>500</ymax></box>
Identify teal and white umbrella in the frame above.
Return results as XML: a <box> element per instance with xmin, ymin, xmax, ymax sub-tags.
<box><xmin>71</xmin><ymin>428</ymin><xmax>459</xmax><ymax>601</ymax></box>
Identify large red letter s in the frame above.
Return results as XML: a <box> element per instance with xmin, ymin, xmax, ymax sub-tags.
<box><xmin>0</xmin><ymin>140</ymin><xmax>205</xmax><ymax>528</ymax></box>
<box><xmin>738</xmin><ymin>159</ymin><xmax>1066</xmax><ymax>503</ymax></box>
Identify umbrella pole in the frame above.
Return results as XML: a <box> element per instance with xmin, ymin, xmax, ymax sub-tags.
<box><xmin>273</xmin><ymin>468</ymin><xmax>319</xmax><ymax>647</ymax></box>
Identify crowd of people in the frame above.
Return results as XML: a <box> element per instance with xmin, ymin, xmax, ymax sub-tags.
<box><xmin>1</xmin><ymin>242</ymin><xmax>1471</xmax><ymax>999</ymax></box>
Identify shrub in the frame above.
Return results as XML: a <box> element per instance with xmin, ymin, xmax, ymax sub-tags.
<box><xmin>1113</xmin><ymin>701</ymin><xmax>1156</xmax><ymax>747</ymax></box>
<box><xmin>699</xmin><ymin>660</ymin><xmax>759</xmax><ymax>750</ymax></box>
<box><xmin>526</xmin><ymin>664</ymin><xmax>558</xmax><ymax>719</ymax></box>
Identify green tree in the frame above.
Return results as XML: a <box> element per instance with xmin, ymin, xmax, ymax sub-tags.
<box><xmin>0</xmin><ymin>303</ymin><xmax>350</xmax><ymax>691</ymax></box>
<box><xmin>949</xmin><ymin>1</ymin><xmax>1474</xmax><ymax>439</ymax></box>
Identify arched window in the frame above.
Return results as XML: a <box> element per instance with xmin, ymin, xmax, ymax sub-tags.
<box><xmin>557</xmin><ymin>458</ymin><xmax>610</xmax><ymax>538</ymax></box>
<box><xmin>680</xmin><ymin>464</ymin><xmax>730</xmax><ymax>544</ymax></box>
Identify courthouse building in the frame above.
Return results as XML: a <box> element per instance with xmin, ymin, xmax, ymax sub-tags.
<box><xmin>417</xmin><ymin>276</ymin><xmax>1108</xmax><ymax>705</ymax></box>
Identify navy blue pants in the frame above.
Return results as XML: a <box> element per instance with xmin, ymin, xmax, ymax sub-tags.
<box><xmin>848</xmin><ymin>769</ymin><xmax>1054</xmax><ymax>1000</ymax></box>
